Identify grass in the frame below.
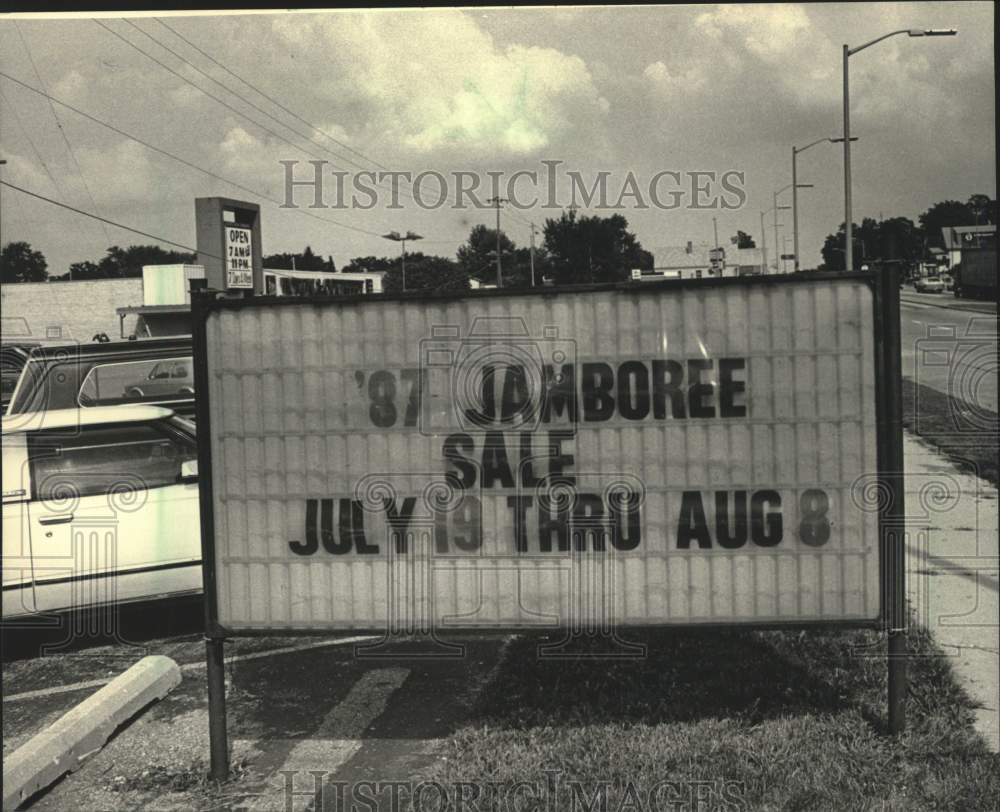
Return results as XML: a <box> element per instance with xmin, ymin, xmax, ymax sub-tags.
<box><xmin>903</xmin><ymin>376</ymin><xmax>999</xmax><ymax>488</ymax></box>
<box><xmin>426</xmin><ymin>627</ymin><xmax>999</xmax><ymax>810</ymax></box>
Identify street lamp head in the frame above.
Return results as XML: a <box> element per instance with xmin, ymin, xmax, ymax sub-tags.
<box><xmin>382</xmin><ymin>231</ymin><xmax>402</xmax><ymax>241</ymax></box>
<box><xmin>403</xmin><ymin>231</ymin><xmax>423</xmax><ymax>241</ymax></box>
<box><xmin>910</xmin><ymin>28</ymin><xmax>957</xmax><ymax>37</ymax></box>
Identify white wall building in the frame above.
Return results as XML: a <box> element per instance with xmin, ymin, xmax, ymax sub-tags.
<box><xmin>650</xmin><ymin>242</ymin><xmax>765</xmax><ymax>280</ymax></box>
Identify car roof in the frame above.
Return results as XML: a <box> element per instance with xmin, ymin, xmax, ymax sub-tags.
<box><xmin>1</xmin><ymin>405</ymin><xmax>176</xmax><ymax>434</ymax></box>
<box><xmin>23</xmin><ymin>336</ymin><xmax>191</xmax><ymax>363</ymax></box>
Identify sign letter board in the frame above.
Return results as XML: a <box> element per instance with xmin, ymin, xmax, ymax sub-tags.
<box><xmin>194</xmin><ymin>274</ymin><xmax>889</xmax><ymax>634</ymax></box>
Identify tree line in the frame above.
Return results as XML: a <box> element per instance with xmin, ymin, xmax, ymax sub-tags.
<box><xmin>1</xmin><ymin>210</ymin><xmax>654</xmax><ymax>292</ymax></box>
<box><xmin>818</xmin><ymin>194</ymin><xmax>996</xmax><ymax>271</ymax></box>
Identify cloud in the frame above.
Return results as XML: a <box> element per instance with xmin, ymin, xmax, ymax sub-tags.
<box><xmin>52</xmin><ymin>69</ymin><xmax>86</xmax><ymax>101</ymax></box>
<box><xmin>643</xmin><ymin>61</ymin><xmax>708</xmax><ymax>94</ymax></box>
<box><xmin>270</xmin><ymin>10</ymin><xmax>608</xmax><ymax>158</ymax></box>
<box><xmin>695</xmin><ymin>4</ymin><xmax>813</xmax><ymax>63</ymax></box>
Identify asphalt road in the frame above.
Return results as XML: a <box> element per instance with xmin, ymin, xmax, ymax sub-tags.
<box><xmin>900</xmin><ymin>288</ymin><xmax>997</xmax><ymax>414</ymax></box>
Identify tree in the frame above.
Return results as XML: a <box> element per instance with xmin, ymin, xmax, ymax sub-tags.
<box><xmin>341</xmin><ymin>256</ymin><xmax>397</xmax><ymax>274</ymax></box>
<box><xmin>50</xmin><ymin>261</ymin><xmax>102</xmax><ymax>281</ymax></box>
<box><xmin>966</xmin><ymin>194</ymin><xmax>997</xmax><ymax>226</ymax></box>
<box><xmin>96</xmin><ymin>245</ymin><xmax>195</xmax><ymax>278</ymax></box>
<box><xmin>542</xmin><ymin>210</ymin><xmax>652</xmax><ymax>285</ymax></box>
<box><xmin>875</xmin><ymin>217</ymin><xmax>921</xmax><ymax>265</ymax></box>
<box><xmin>380</xmin><ymin>253</ymin><xmax>470</xmax><ymax>295</ymax></box>
<box><xmin>735</xmin><ymin>231</ymin><xmax>756</xmax><ymax>249</ymax></box>
<box><xmin>263</xmin><ymin>245</ymin><xmax>336</xmax><ymax>272</ymax></box>
<box><xmin>1</xmin><ymin>241</ymin><xmax>48</xmax><ymax>283</ymax></box>
<box><xmin>820</xmin><ymin>217</ymin><xmax>923</xmax><ymax>271</ymax></box>
<box><xmin>918</xmin><ymin>200</ymin><xmax>975</xmax><ymax>248</ymax></box>
<box><xmin>457</xmin><ymin>224</ymin><xmax>517</xmax><ymax>284</ymax></box>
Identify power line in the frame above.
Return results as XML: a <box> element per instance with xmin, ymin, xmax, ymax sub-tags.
<box><xmin>0</xmin><ymin>86</ymin><xmax>63</xmax><ymax>198</ymax></box>
<box><xmin>104</xmin><ymin>19</ymin><xmax>423</xmax><ymax>208</ymax></box>
<box><xmin>1</xmin><ymin>179</ymin><xmax>220</xmax><ymax>259</ymax></box>
<box><xmin>14</xmin><ymin>21</ymin><xmax>112</xmax><ymax>246</ymax></box>
<box><xmin>92</xmin><ymin>20</ymin><xmax>339</xmax><ymax>168</ymax></box>
<box><xmin>0</xmin><ymin>71</ymin><xmax>385</xmax><ymax>239</ymax></box>
<box><xmin>152</xmin><ymin>17</ymin><xmax>390</xmax><ymax>174</ymax></box>
<box><xmin>122</xmin><ymin>18</ymin><xmax>367</xmax><ymax>171</ymax></box>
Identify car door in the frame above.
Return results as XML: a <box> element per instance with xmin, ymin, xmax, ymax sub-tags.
<box><xmin>2</xmin><ymin>433</ymin><xmax>36</xmax><ymax>618</ymax></box>
<box><xmin>26</xmin><ymin>420</ymin><xmax>202</xmax><ymax>614</ymax></box>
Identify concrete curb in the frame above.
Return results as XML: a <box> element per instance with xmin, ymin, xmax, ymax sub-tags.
<box><xmin>899</xmin><ymin>292</ymin><xmax>996</xmax><ymax>315</ymax></box>
<box><xmin>2</xmin><ymin>654</ymin><xmax>182</xmax><ymax>811</ymax></box>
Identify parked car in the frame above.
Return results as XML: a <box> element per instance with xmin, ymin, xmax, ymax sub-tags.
<box><xmin>5</xmin><ymin>337</ymin><xmax>194</xmax><ymax>419</ymax></box>
<box><xmin>1</xmin><ymin>343</ymin><xmax>39</xmax><ymax>416</ymax></box>
<box><xmin>2</xmin><ymin>405</ymin><xmax>201</xmax><ymax>620</ymax></box>
<box><xmin>914</xmin><ymin>276</ymin><xmax>946</xmax><ymax>293</ymax></box>
<box><xmin>122</xmin><ymin>359</ymin><xmax>194</xmax><ymax>399</ymax></box>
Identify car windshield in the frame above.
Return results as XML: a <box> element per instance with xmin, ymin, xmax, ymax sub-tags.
<box><xmin>170</xmin><ymin>414</ymin><xmax>197</xmax><ymax>436</ymax></box>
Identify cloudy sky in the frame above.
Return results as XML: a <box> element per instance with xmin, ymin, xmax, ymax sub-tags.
<box><xmin>1</xmin><ymin>4</ymin><xmax>994</xmax><ymax>274</ymax></box>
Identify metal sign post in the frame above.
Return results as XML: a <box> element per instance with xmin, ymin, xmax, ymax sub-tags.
<box><xmin>876</xmin><ymin>263</ymin><xmax>907</xmax><ymax>733</ymax></box>
<box><xmin>191</xmin><ymin>289</ymin><xmax>230</xmax><ymax>781</ymax></box>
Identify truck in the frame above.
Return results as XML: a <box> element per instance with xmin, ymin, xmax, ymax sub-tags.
<box><xmin>953</xmin><ymin>244</ymin><xmax>997</xmax><ymax>300</ymax></box>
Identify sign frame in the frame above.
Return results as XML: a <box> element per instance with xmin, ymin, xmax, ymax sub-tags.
<box><xmin>192</xmin><ymin>268</ymin><xmax>907</xmax><ymax>777</ymax></box>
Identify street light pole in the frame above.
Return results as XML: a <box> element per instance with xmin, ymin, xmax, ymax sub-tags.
<box><xmin>382</xmin><ymin>230</ymin><xmax>423</xmax><ymax>292</ymax></box>
<box><xmin>843</xmin><ymin>28</ymin><xmax>956</xmax><ymax>271</ymax></box>
<box><xmin>773</xmin><ymin>191</ymin><xmax>780</xmax><ymax>272</ymax></box>
<box><xmin>843</xmin><ymin>43</ymin><xmax>853</xmax><ymax>271</ymax></box>
<box><xmin>773</xmin><ymin>187</ymin><xmax>793</xmax><ymax>273</ymax></box>
<box><xmin>791</xmin><ymin>137</ymin><xmax>846</xmax><ymax>272</ymax></box>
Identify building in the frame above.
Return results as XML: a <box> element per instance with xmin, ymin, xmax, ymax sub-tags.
<box><xmin>116</xmin><ymin>264</ymin><xmax>388</xmax><ymax>338</ymax></box>
<box><xmin>1</xmin><ymin>277</ymin><xmax>143</xmax><ymax>346</ymax></box>
<box><xmin>941</xmin><ymin>224</ymin><xmax>996</xmax><ymax>269</ymax></box>
<box><xmin>649</xmin><ymin>242</ymin><xmax>765</xmax><ymax>280</ymax></box>
<box><xmin>263</xmin><ymin>267</ymin><xmax>385</xmax><ymax>296</ymax></box>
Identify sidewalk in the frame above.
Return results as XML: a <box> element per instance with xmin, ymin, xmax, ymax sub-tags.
<box><xmin>904</xmin><ymin>430</ymin><xmax>999</xmax><ymax>751</ymax></box>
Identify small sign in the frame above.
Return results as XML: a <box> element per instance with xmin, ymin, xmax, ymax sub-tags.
<box><xmin>631</xmin><ymin>269</ymin><xmax>642</xmax><ymax>280</ymax></box>
<box><xmin>224</xmin><ymin>226</ymin><xmax>253</xmax><ymax>289</ymax></box>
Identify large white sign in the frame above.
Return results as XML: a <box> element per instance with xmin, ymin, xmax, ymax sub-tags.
<box><xmin>224</xmin><ymin>226</ymin><xmax>253</xmax><ymax>289</ymax></box>
<box><xmin>201</xmin><ymin>278</ymin><xmax>881</xmax><ymax>632</ymax></box>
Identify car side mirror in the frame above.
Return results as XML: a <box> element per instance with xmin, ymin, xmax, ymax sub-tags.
<box><xmin>180</xmin><ymin>459</ymin><xmax>198</xmax><ymax>482</ymax></box>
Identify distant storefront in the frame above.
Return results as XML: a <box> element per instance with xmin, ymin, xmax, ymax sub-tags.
<box><xmin>941</xmin><ymin>224</ymin><xmax>995</xmax><ymax>269</ymax></box>
<box><xmin>117</xmin><ymin>264</ymin><xmax>388</xmax><ymax>338</ymax></box>
<box><xmin>651</xmin><ymin>242</ymin><xmax>764</xmax><ymax>280</ymax></box>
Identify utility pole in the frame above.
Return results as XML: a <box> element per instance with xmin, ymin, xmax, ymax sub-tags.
<box><xmin>760</xmin><ymin>210</ymin><xmax>768</xmax><ymax>274</ymax></box>
<box><xmin>488</xmin><ymin>196</ymin><xmax>508</xmax><ymax>288</ymax></box>
<box><xmin>773</xmin><ymin>191</ymin><xmax>780</xmax><ymax>272</ymax></box>
<box><xmin>712</xmin><ymin>217</ymin><xmax>719</xmax><ymax>251</ymax></box>
<box><xmin>529</xmin><ymin>222</ymin><xmax>538</xmax><ymax>287</ymax></box>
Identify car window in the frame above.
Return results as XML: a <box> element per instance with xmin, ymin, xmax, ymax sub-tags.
<box><xmin>77</xmin><ymin>356</ymin><xmax>195</xmax><ymax>407</ymax></box>
<box><xmin>28</xmin><ymin>422</ymin><xmax>198</xmax><ymax>501</ymax></box>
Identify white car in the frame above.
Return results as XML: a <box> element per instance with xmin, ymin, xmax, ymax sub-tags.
<box><xmin>2</xmin><ymin>406</ymin><xmax>202</xmax><ymax>620</ymax></box>
<box><xmin>914</xmin><ymin>276</ymin><xmax>946</xmax><ymax>293</ymax></box>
